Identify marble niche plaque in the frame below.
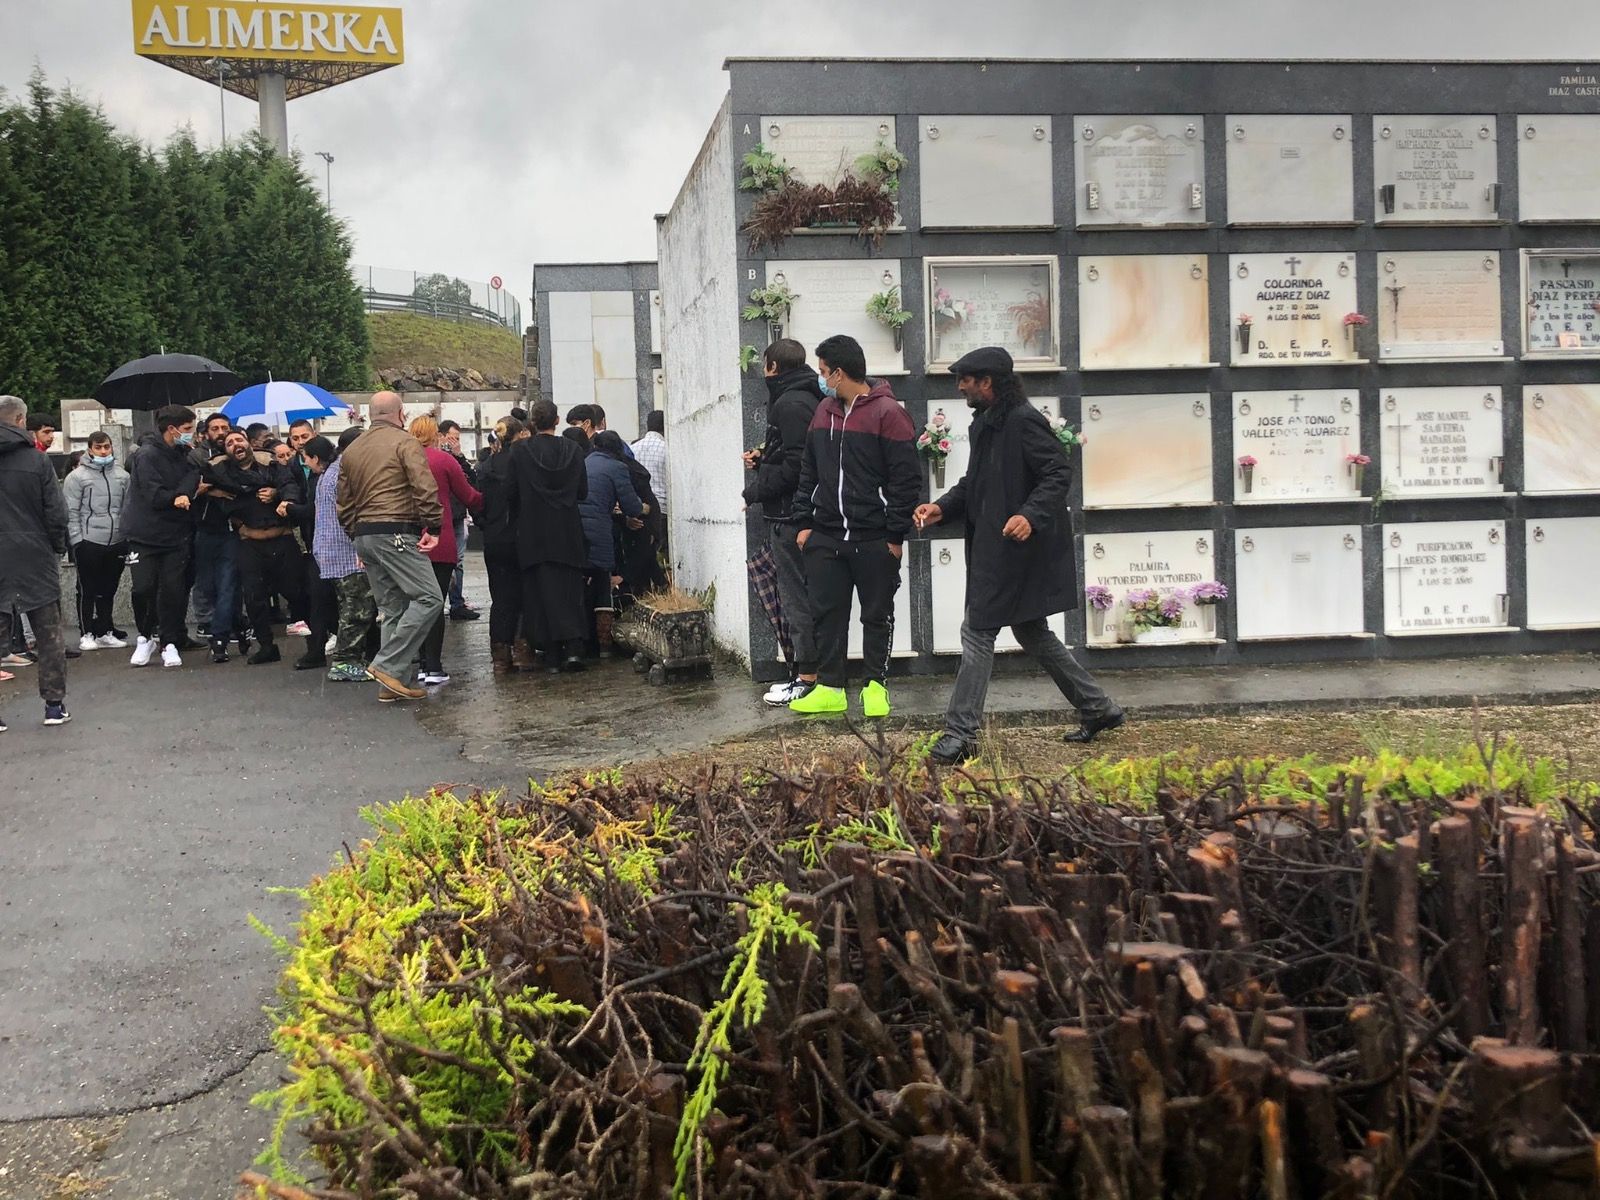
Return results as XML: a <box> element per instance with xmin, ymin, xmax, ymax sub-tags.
<box><xmin>1378</xmin><ymin>251</ymin><xmax>1504</xmax><ymax>359</ymax></box>
<box><xmin>1083</xmin><ymin>530</ymin><xmax>1216</xmax><ymax>648</ymax></box>
<box><xmin>1225</xmin><ymin>115</ymin><xmax>1355</xmax><ymax>226</ymax></box>
<box><xmin>1525</xmin><ymin>518</ymin><xmax>1600</xmax><ymax>629</ymax></box>
<box><xmin>1074</xmin><ymin>115</ymin><xmax>1206</xmax><ymax>228</ymax></box>
<box><xmin>1079</xmin><ymin>255</ymin><xmax>1212</xmax><ymax>371</ymax></box>
<box><xmin>1523</xmin><ymin>384</ymin><xmax>1600</xmax><ymax>493</ymax></box>
<box><xmin>1230</xmin><ymin>253</ymin><xmax>1361</xmax><ymax>366</ymax></box>
<box><xmin>925</xmin><ymin>256</ymin><xmax>1059</xmax><ymax>370</ymax></box>
<box><xmin>929</xmin><ymin>539</ymin><xmax>1067</xmax><ymax>653</ymax></box>
<box><xmin>1080</xmin><ymin>393</ymin><xmax>1213</xmax><ymax>509</ymax></box>
<box><xmin>923</xmin><ymin>398</ymin><xmax>1062</xmax><ymax>494</ymax></box>
<box><xmin>1234</xmin><ymin>526</ymin><xmax>1366</xmax><ymax>641</ymax></box>
<box><xmin>770</xmin><ymin>259</ymin><xmax>904</xmax><ymax>376</ymax></box>
<box><xmin>1232</xmin><ymin>390</ymin><xmax>1362</xmax><ymax>502</ymax></box>
<box><xmin>1517</xmin><ymin>116</ymin><xmax>1600</xmax><ymax>223</ymax></box>
<box><xmin>1522</xmin><ymin>250</ymin><xmax>1600</xmax><ymax>355</ymax></box>
<box><xmin>1383</xmin><ymin>520</ymin><xmax>1510</xmax><ymax>635</ymax></box>
<box><xmin>1379</xmin><ymin>387</ymin><xmax>1505</xmax><ymax>498</ymax></box>
<box><xmin>759</xmin><ymin>115</ymin><xmax>895</xmax><ymax>187</ymax></box>
<box><xmin>1372</xmin><ymin>116</ymin><xmax>1500</xmax><ymax>224</ymax></box>
<box><xmin>919</xmin><ymin>115</ymin><xmax>1054</xmax><ymax>229</ymax></box>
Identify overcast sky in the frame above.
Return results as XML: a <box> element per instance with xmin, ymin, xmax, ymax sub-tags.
<box><xmin>5</xmin><ymin>0</ymin><xmax>1600</xmax><ymax>312</ymax></box>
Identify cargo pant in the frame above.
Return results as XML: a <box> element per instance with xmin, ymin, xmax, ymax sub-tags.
<box><xmin>332</xmin><ymin>571</ymin><xmax>379</xmax><ymax>668</ymax></box>
<box><xmin>0</xmin><ymin>602</ymin><xmax>66</xmax><ymax>704</ymax></box>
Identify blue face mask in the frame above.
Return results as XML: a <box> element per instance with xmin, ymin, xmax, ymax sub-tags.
<box><xmin>818</xmin><ymin>372</ymin><xmax>837</xmax><ymax>400</ymax></box>
<box><xmin>175</xmin><ymin>432</ymin><xmax>194</xmax><ymax>447</ymax></box>
<box><xmin>90</xmin><ymin>453</ymin><xmax>114</xmax><ymax>467</ymax></box>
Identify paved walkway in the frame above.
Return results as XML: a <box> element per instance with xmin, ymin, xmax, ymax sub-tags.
<box><xmin>0</xmin><ymin>560</ymin><xmax>1593</xmax><ymax>1196</ymax></box>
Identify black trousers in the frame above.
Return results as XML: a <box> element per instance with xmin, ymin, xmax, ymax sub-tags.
<box><xmin>76</xmin><ymin>540</ymin><xmax>128</xmax><ymax>637</ymax></box>
<box><xmin>419</xmin><ymin>560</ymin><xmax>456</xmax><ymax>673</ymax></box>
<box><xmin>305</xmin><ymin>555</ymin><xmax>336</xmax><ymax>658</ymax></box>
<box><xmin>521</xmin><ymin>562</ymin><xmax>586</xmax><ymax>657</ymax></box>
<box><xmin>129</xmin><ymin>541</ymin><xmax>190</xmax><ymax>648</ymax></box>
<box><xmin>484</xmin><ymin>546</ymin><xmax>522</xmax><ymax>645</ymax></box>
<box><xmin>237</xmin><ymin>536</ymin><xmax>305</xmax><ymax>649</ymax></box>
<box><xmin>802</xmin><ymin>532</ymin><xmax>902</xmax><ymax>688</ymax></box>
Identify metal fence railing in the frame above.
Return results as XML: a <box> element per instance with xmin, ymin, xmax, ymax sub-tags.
<box><xmin>350</xmin><ymin>264</ymin><xmax>523</xmax><ymax>331</ymax></box>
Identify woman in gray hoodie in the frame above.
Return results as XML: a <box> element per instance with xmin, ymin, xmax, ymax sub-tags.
<box><xmin>62</xmin><ymin>431</ymin><xmax>131</xmax><ymax>650</ymax></box>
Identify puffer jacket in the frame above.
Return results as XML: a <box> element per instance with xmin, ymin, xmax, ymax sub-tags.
<box><xmin>0</xmin><ymin>422</ymin><xmax>69</xmax><ymax>611</ymax></box>
<box><xmin>123</xmin><ymin>437</ymin><xmax>201</xmax><ymax>549</ymax></box>
<box><xmin>63</xmin><ymin>456</ymin><xmax>130</xmax><ymax>546</ymax></box>
<box><xmin>577</xmin><ymin>451</ymin><xmax>642</xmax><ymax>570</ymax></box>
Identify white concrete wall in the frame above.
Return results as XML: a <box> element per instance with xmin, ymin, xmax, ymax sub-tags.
<box><xmin>659</xmin><ymin>96</ymin><xmax>749</xmax><ymax>662</ymax></box>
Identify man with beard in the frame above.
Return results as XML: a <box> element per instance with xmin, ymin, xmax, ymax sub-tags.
<box><xmin>190</xmin><ymin>413</ymin><xmax>239</xmax><ymax>654</ymax></box>
<box><xmin>742</xmin><ymin>339</ymin><xmax>822</xmax><ymax>707</ymax></box>
<box><xmin>215</xmin><ymin>429</ymin><xmax>305</xmax><ymax>665</ymax></box>
<box><xmin>913</xmin><ymin>347</ymin><xmax>1123</xmax><ymax>764</ymax></box>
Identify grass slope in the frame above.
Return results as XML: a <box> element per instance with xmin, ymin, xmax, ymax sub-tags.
<box><xmin>366</xmin><ymin>311</ymin><xmax>524</xmax><ymax>381</ymax></box>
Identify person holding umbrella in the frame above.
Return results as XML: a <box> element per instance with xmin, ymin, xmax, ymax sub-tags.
<box><xmin>122</xmin><ymin>406</ymin><xmax>201</xmax><ymax>668</ymax></box>
<box><xmin>913</xmin><ymin>348</ymin><xmax>1123</xmax><ymax>765</ymax></box>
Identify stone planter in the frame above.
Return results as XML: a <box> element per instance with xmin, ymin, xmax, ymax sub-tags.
<box><xmin>1134</xmin><ymin>626</ymin><xmax>1181</xmax><ymax>645</ymax></box>
<box><xmin>615</xmin><ymin>600</ymin><xmax>712</xmax><ymax>685</ymax></box>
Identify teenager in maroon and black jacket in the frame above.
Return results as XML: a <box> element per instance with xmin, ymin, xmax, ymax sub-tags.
<box><xmin>790</xmin><ymin>334</ymin><xmax>920</xmax><ymax>716</ymax></box>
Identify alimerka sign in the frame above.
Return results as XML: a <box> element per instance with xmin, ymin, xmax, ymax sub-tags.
<box><xmin>132</xmin><ymin>0</ymin><xmax>404</xmax><ymax>64</ymax></box>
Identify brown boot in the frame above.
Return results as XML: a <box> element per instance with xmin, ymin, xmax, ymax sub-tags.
<box><xmin>512</xmin><ymin>638</ymin><xmax>538</xmax><ymax>670</ymax></box>
<box><xmin>491</xmin><ymin>642</ymin><xmax>515</xmax><ymax>675</ymax></box>
<box><xmin>595</xmin><ymin>610</ymin><xmax>616</xmax><ymax>656</ymax></box>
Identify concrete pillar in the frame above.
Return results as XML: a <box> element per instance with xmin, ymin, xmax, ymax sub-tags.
<box><xmin>257</xmin><ymin>72</ymin><xmax>288</xmax><ymax>155</ymax></box>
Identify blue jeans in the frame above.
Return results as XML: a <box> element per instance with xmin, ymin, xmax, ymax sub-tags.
<box><xmin>449</xmin><ymin>517</ymin><xmax>468</xmax><ymax>608</ymax></box>
<box><xmin>192</xmin><ymin>529</ymin><xmax>238</xmax><ymax>640</ymax></box>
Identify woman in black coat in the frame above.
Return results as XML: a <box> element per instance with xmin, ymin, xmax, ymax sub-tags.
<box><xmin>478</xmin><ymin>416</ymin><xmax>531</xmax><ymax>672</ymax></box>
<box><xmin>507</xmin><ymin>400</ymin><xmax>589</xmax><ymax>671</ymax></box>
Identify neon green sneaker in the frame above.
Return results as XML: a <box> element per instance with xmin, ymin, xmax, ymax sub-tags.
<box><xmin>790</xmin><ymin>683</ymin><xmax>847</xmax><ymax>715</ymax></box>
<box><xmin>860</xmin><ymin>680</ymin><xmax>891</xmax><ymax>718</ymax></box>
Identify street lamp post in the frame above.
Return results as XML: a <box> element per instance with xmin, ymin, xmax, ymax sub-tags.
<box><xmin>205</xmin><ymin>58</ymin><xmax>231</xmax><ymax>144</ymax></box>
<box><xmin>315</xmin><ymin>151</ymin><xmax>335</xmax><ymax>207</ymax></box>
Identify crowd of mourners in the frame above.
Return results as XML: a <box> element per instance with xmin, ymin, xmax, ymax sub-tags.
<box><xmin>3</xmin><ymin>329</ymin><xmax>1123</xmax><ymax>763</ymax></box>
<box><xmin>0</xmin><ymin>390</ymin><xmax>668</xmax><ymax>723</ymax></box>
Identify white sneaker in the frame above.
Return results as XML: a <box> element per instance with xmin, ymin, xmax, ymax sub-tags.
<box><xmin>95</xmin><ymin>633</ymin><xmax>128</xmax><ymax>649</ymax></box>
<box><xmin>286</xmin><ymin>621</ymin><xmax>311</xmax><ymax>636</ymax></box>
<box><xmin>161</xmin><ymin>643</ymin><xmax>182</xmax><ymax>668</ymax></box>
<box><xmin>324</xmin><ymin>635</ymin><xmax>337</xmax><ymax>654</ymax></box>
<box><xmin>130</xmin><ymin>637</ymin><xmax>156</xmax><ymax>667</ymax></box>
<box><xmin>763</xmin><ymin>680</ymin><xmax>811</xmax><ymax>707</ymax></box>
<box><xmin>79</xmin><ymin>634</ymin><xmax>100</xmax><ymax>652</ymax></box>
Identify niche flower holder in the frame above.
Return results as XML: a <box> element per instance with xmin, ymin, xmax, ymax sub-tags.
<box><xmin>1238</xmin><ymin>454</ymin><xmax>1257</xmax><ymax>495</ymax></box>
<box><xmin>1343</xmin><ymin>311</ymin><xmax>1370</xmax><ymax>356</ymax></box>
<box><xmin>743</xmin><ymin>279</ymin><xmax>800</xmax><ymax>342</ymax></box>
<box><xmin>1347</xmin><ymin>452</ymin><xmax>1371</xmax><ymax>493</ymax></box>
<box><xmin>1085</xmin><ymin>584</ymin><xmax>1115</xmax><ymax>637</ymax></box>
<box><xmin>917</xmin><ymin>409</ymin><xmax>953</xmax><ymax>489</ymax></box>
<box><xmin>1190</xmin><ymin>580</ymin><xmax>1228</xmax><ymax>637</ymax></box>
<box><xmin>864</xmin><ymin>285</ymin><xmax>913</xmax><ymax>352</ymax></box>
<box><xmin>1237</xmin><ymin>312</ymin><xmax>1254</xmax><ymax>355</ymax></box>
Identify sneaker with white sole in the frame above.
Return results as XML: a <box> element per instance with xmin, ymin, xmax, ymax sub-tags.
<box><xmin>78</xmin><ymin>634</ymin><xmax>100</xmax><ymax>652</ymax></box>
<box><xmin>286</xmin><ymin>621</ymin><xmax>311</xmax><ymax>636</ymax></box>
<box><xmin>419</xmin><ymin>671</ymin><xmax>451</xmax><ymax>687</ymax></box>
<box><xmin>130</xmin><ymin>637</ymin><xmax>156</xmax><ymax>667</ymax></box>
<box><xmin>43</xmin><ymin>702</ymin><xmax>70</xmax><ymax>726</ymax></box>
<box><xmin>324</xmin><ymin>635</ymin><xmax>338</xmax><ymax>654</ymax></box>
<box><xmin>95</xmin><ymin>633</ymin><xmax>127</xmax><ymax>649</ymax></box>
<box><xmin>161</xmin><ymin>643</ymin><xmax>182</xmax><ymax>668</ymax></box>
<box><xmin>764</xmin><ymin>680</ymin><xmax>814</xmax><ymax>707</ymax></box>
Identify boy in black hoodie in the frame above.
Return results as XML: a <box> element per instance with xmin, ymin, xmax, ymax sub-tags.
<box><xmin>789</xmin><ymin>334</ymin><xmax>920</xmax><ymax>718</ymax></box>
<box><xmin>742</xmin><ymin>339</ymin><xmax>822</xmax><ymax>706</ymax></box>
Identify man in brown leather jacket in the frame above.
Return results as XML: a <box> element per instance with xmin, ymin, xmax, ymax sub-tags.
<box><xmin>336</xmin><ymin>391</ymin><xmax>443</xmax><ymax>702</ymax></box>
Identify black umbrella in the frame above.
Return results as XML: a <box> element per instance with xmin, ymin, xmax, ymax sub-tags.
<box><xmin>94</xmin><ymin>353</ymin><xmax>245</xmax><ymax>412</ymax></box>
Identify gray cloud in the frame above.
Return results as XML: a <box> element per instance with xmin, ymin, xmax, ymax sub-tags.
<box><xmin>6</xmin><ymin>0</ymin><xmax>1599</xmax><ymax>311</ymax></box>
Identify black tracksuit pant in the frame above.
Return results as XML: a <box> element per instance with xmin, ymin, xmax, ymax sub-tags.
<box><xmin>802</xmin><ymin>531</ymin><xmax>901</xmax><ymax>689</ymax></box>
<box><xmin>76</xmin><ymin>540</ymin><xmax>128</xmax><ymax>638</ymax></box>
<box><xmin>237</xmin><ymin>535</ymin><xmax>304</xmax><ymax>650</ymax></box>
<box><xmin>129</xmin><ymin>541</ymin><xmax>190</xmax><ymax>648</ymax></box>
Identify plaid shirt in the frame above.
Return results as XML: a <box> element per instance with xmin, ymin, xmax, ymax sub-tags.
<box><xmin>313</xmin><ymin>461</ymin><xmax>361</xmax><ymax>580</ymax></box>
<box><xmin>631</xmin><ymin>431</ymin><xmax>668</xmax><ymax>514</ymax></box>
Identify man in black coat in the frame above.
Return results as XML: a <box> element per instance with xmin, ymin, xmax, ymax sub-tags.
<box><xmin>913</xmin><ymin>348</ymin><xmax>1123</xmax><ymax>763</ymax></box>
<box><xmin>214</xmin><ymin>429</ymin><xmax>306</xmax><ymax>665</ymax></box>
<box><xmin>123</xmin><ymin>404</ymin><xmax>202</xmax><ymax>667</ymax></box>
<box><xmin>0</xmin><ymin>395</ymin><xmax>71</xmax><ymax>728</ymax></box>
<box><xmin>742</xmin><ymin>338</ymin><xmax>823</xmax><ymax>706</ymax></box>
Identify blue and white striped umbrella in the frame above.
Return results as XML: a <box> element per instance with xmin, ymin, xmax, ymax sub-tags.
<box><xmin>220</xmin><ymin>381</ymin><xmax>349</xmax><ymax>428</ymax></box>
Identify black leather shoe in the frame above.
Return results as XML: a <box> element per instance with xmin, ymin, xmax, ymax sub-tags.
<box><xmin>1062</xmin><ymin>706</ymin><xmax>1126</xmax><ymax>744</ymax></box>
<box><xmin>929</xmin><ymin>733</ymin><xmax>976</xmax><ymax>766</ymax></box>
<box><xmin>248</xmin><ymin>644</ymin><xmax>282</xmax><ymax>665</ymax></box>
<box><xmin>294</xmin><ymin>654</ymin><xmax>327</xmax><ymax>671</ymax></box>
<box><xmin>562</xmin><ymin>655</ymin><xmax>587</xmax><ymax>672</ymax></box>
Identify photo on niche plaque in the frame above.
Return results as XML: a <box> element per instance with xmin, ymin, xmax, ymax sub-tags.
<box><xmin>1522</xmin><ymin>249</ymin><xmax>1600</xmax><ymax>356</ymax></box>
<box><xmin>924</xmin><ymin>256</ymin><xmax>1060</xmax><ymax>371</ymax></box>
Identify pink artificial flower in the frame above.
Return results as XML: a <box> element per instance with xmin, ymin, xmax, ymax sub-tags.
<box><xmin>931</xmin><ymin>411</ymin><xmax>947</xmax><ymax>429</ymax></box>
<box><xmin>1346</xmin><ymin>453</ymin><xmax>1371</xmax><ymax>466</ymax></box>
<box><xmin>1237</xmin><ymin>455</ymin><xmax>1258</xmax><ymax>467</ymax></box>
<box><xmin>937</xmin><ymin>438</ymin><xmax>951</xmax><ymax>452</ymax></box>
<box><xmin>1342</xmin><ymin>312</ymin><xmax>1370</xmax><ymax>327</ymax></box>
<box><xmin>1237</xmin><ymin>313</ymin><xmax>1253</xmax><ymax>325</ymax></box>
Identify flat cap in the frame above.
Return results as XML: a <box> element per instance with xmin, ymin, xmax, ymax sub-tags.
<box><xmin>947</xmin><ymin>346</ymin><xmax>1014</xmax><ymax>376</ymax></box>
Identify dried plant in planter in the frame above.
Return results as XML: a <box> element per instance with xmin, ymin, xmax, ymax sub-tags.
<box><xmin>743</xmin><ymin>175</ymin><xmax>898</xmax><ymax>254</ymax></box>
<box><xmin>1007</xmin><ymin>291</ymin><xmax>1053</xmax><ymax>355</ymax></box>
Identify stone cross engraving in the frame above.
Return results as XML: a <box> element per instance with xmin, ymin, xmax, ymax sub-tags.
<box><xmin>1283</xmin><ymin>255</ymin><xmax>1303</xmax><ymax>275</ymax></box>
<box><xmin>1385</xmin><ymin>554</ymin><xmax>1410</xmax><ymax>617</ymax></box>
